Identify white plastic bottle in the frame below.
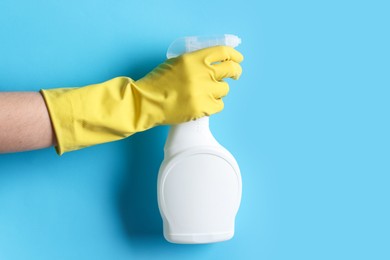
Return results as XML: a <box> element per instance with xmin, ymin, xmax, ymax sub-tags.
<box><xmin>157</xmin><ymin>35</ymin><xmax>242</xmax><ymax>244</ymax></box>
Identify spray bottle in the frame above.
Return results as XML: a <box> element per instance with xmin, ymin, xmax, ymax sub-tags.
<box><xmin>157</xmin><ymin>34</ymin><xmax>242</xmax><ymax>244</ymax></box>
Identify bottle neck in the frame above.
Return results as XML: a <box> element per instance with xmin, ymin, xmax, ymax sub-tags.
<box><xmin>164</xmin><ymin>117</ymin><xmax>221</xmax><ymax>158</ymax></box>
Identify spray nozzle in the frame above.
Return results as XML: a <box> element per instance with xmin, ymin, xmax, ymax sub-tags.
<box><xmin>167</xmin><ymin>34</ymin><xmax>241</xmax><ymax>59</ymax></box>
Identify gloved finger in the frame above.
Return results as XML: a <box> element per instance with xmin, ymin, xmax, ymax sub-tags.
<box><xmin>209</xmin><ymin>98</ymin><xmax>225</xmax><ymax>115</ymax></box>
<box><xmin>194</xmin><ymin>46</ymin><xmax>244</xmax><ymax>64</ymax></box>
<box><xmin>212</xmin><ymin>60</ymin><xmax>242</xmax><ymax>81</ymax></box>
<box><xmin>211</xmin><ymin>81</ymin><xmax>230</xmax><ymax>99</ymax></box>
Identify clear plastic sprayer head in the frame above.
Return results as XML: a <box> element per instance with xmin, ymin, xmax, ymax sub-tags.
<box><xmin>166</xmin><ymin>34</ymin><xmax>241</xmax><ymax>59</ymax></box>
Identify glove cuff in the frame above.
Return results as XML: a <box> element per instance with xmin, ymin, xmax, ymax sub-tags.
<box><xmin>41</xmin><ymin>77</ymin><xmax>161</xmax><ymax>155</ymax></box>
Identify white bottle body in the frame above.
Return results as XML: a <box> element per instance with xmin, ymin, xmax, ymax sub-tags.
<box><xmin>158</xmin><ymin>117</ymin><xmax>242</xmax><ymax>244</ymax></box>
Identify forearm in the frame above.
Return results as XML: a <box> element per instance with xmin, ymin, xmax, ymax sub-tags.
<box><xmin>0</xmin><ymin>92</ymin><xmax>57</xmax><ymax>153</ymax></box>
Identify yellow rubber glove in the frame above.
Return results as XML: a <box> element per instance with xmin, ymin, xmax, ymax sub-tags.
<box><xmin>41</xmin><ymin>46</ymin><xmax>243</xmax><ymax>155</ymax></box>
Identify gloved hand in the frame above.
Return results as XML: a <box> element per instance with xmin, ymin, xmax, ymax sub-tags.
<box><xmin>41</xmin><ymin>46</ymin><xmax>243</xmax><ymax>155</ymax></box>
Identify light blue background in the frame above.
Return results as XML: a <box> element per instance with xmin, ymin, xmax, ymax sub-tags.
<box><xmin>0</xmin><ymin>0</ymin><xmax>389</xmax><ymax>259</ymax></box>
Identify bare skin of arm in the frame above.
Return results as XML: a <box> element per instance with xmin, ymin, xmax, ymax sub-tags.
<box><xmin>0</xmin><ymin>92</ymin><xmax>57</xmax><ymax>153</ymax></box>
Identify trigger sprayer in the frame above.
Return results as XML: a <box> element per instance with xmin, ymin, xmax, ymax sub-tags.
<box><xmin>157</xmin><ymin>34</ymin><xmax>242</xmax><ymax>244</ymax></box>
